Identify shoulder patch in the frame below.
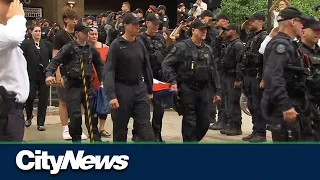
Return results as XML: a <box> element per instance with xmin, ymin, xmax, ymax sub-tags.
<box><xmin>276</xmin><ymin>44</ymin><xmax>285</xmax><ymax>54</ymax></box>
<box><xmin>171</xmin><ymin>46</ymin><xmax>177</xmax><ymax>53</ymax></box>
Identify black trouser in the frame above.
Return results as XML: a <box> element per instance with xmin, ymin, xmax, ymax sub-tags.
<box><xmin>208</xmin><ymin>85</ymin><xmax>217</xmax><ymax>123</ymax></box>
<box><xmin>243</xmin><ymin>74</ymin><xmax>266</xmax><ymax>136</ymax></box>
<box><xmin>66</xmin><ymin>82</ymin><xmax>100</xmax><ymax>142</ymax></box>
<box><xmin>218</xmin><ymin>73</ymin><xmax>228</xmax><ymax>125</ymax></box>
<box><xmin>26</xmin><ymin>80</ymin><xmax>49</xmax><ymax>126</ymax></box>
<box><xmin>179</xmin><ymin>83</ymin><xmax>210</xmax><ymax>142</ymax></box>
<box><xmin>223</xmin><ymin>74</ymin><xmax>242</xmax><ymax>125</ymax></box>
<box><xmin>152</xmin><ymin>98</ymin><xmax>164</xmax><ymax>139</ymax></box>
<box><xmin>111</xmin><ymin>81</ymin><xmax>155</xmax><ymax>142</ymax></box>
<box><xmin>0</xmin><ymin>103</ymin><xmax>25</xmax><ymax>142</ymax></box>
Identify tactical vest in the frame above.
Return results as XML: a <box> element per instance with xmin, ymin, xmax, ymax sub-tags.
<box><xmin>305</xmin><ymin>53</ymin><xmax>320</xmax><ymax>103</ymax></box>
<box><xmin>220</xmin><ymin>39</ymin><xmax>243</xmax><ymax>71</ymax></box>
<box><xmin>142</xmin><ymin>34</ymin><xmax>166</xmax><ymax>79</ymax></box>
<box><xmin>67</xmin><ymin>45</ymin><xmax>93</xmax><ymax>80</ymax></box>
<box><xmin>179</xmin><ymin>41</ymin><xmax>211</xmax><ymax>82</ymax></box>
<box><xmin>284</xmin><ymin>47</ymin><xmax>309</xmax><ymax>98</ymax></box>
<box><xmin>242</xmin><ymin>31</ymin><xmax>266</xmax><ymax>66</ymax></box>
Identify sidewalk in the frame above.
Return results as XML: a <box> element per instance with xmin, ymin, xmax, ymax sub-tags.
<box><xmin>24</xmin><ymin>110</ymin><xmax>272</xmax><ymax>142</ymax></box>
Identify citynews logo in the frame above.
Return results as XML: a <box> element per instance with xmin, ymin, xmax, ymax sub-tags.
<box><xmin>16</xmin><ymin>150</ymin><xmax>129</xmax><ymax>175</ymax></box>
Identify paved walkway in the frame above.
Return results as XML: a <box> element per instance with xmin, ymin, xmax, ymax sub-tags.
<box><xmin>24</xmin><ymin>109</ymin><xmax>272</xmax><ymax>142</ymax></box>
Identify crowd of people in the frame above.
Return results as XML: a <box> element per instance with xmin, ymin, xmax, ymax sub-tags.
<box><xmin>0</xmin><ymin>0</ymin><xmax>320</xmax><ymax>143</ymax></box>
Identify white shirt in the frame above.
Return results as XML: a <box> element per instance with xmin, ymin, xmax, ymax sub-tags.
<box><xmin>272</xmin><ymin>11</ymin><xmax>279</xmax><ymax>28</ymax></box>
<box><xmin>318</xmin><ymin>39</ymin><xmax>320</xmax><ymax>47</ymax></box>
<box><xmin>0</xmin><ymin>15</ymin><xmax>29</xmax><ymax>103</ymax></box>
<box><xmin>259</xmin><ymin>35</ymin><xmax>272</xmax><ymax>54</ymax></box>
<box><xmin>189</xmin><ymin>2</ymin><xmax>207</xmax><ymax>17</ymax></box>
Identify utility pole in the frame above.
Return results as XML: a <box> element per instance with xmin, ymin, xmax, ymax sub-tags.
<box><xmin>267</xmin><ymin>0</ymin><xmax>272</xmax><ymax>32</ymax></box>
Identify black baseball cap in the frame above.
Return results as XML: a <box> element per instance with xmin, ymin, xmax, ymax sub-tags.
<box><xmin>303</xmin><ymin>16</ymin><xmax>320</xmax><ymax>30</ymax></box>
<box><xmin>222</xmin><ymin>24</ymin><xmax>240</xmax><ymax>34</ymax></box>
<box><xmin>123</xmin><ymin>13</ymin><xmax>140</xmax><ymax>25</ymax></box>
<box><xmin>277</xmin><ymin>7</ymin><xmax>308</xmax><ymax>22</ymax></box>
<box><xmin>158</xmin><ymin>5</ymin><xmax>166</xmax><ymax>11</ymax></box>
<box><xmin>214</xmin><ymin>14</ymin><xmax>229</xmax><ymax>21</ymax></box>
<box><xmin>190</xmin><ymin>19</ymin><xmax>209</xmax><ymax>29</ymax></box>
<box><xmin>146</xmin><ymin>13</ymin><xmax>162</xmax><ymax>24</ymax></box>
<box><xmin>200</xmin><ymin>10</ymin><xmax>214</xmax><ymax>18</ymax></box>
<box><xmin>74</xmin><ymin>23</ymin><xmax>90</xmax><ymax>33</ymax></box>
<box><xmin>246</xmin><ymin>12</ymin><xmax>265</xmax><ymax>21</ymax></box>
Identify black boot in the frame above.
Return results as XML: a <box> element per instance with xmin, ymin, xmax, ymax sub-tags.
<box><xmin>209</xmin><ymin>121</ymin><xmax>222</xmax><ymax>130</ymax></box>
<box><xmin>220</xmin><ymin>123</ymin><xmax>230</xmax><ymax>135</ymax></box>
<box><xmin>249</xmin><ymin>134</ymin><xmax>267</xmax><ymax>143</ymax></box>
<box><xmin>155</xmin><ymin>134</ymin><xmax>165</xmax><ymax>143</ymax></box>
<box><xmin>242</xmin><ymin>133</ymin><xmax>255</xmax><ymax>141</ymax></box>
<box><xmin>225</xmin><ymin>123</ymin><xmax>242</xmax><ymax>136</ymax></box>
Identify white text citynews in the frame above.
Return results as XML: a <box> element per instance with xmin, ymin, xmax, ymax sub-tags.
<box><xmin>16</xmin><ymin>150</ymin><xmax>129</xmax><ymax>174</ymax></box>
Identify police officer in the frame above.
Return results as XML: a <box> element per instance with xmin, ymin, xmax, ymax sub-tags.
<box><xmin>208</xmin><ymin>14</ymin><xmax>230</xmax><ymax>131</ymax></box>
<box><xmin>240</xmin><ymin>12</ymin><xmax>267</xmax><ymax>142</ymax></box>
<box><xmin>138</xmin><ymin>13</ymin><xmax>167</xmax><ymax>142</ymax></box>
<box><xmin>262</xmin><ymin>7</ymin><xmax>311</xmax><ymax>142</ymax></box>
<box><xmin>157</xmin><ymin>5</ymin><xmax>169</xmax><ymax>32</ymax></box>
<box><xmin>103</xmin><ymin>13</ymin><xmax>155</xmax><ymax>142</ymax></box>
<box><xmin>45</xmin><ymin>23</ymin><xmax>104</xmax><ymax>142</ymax></box>
<box><xmin>299</xmin><ymin>16</ymin><xmax>320</xmax><ymax>140</ymax></box>
<box><xmin>220</xmin><ymin>24</ymin><xmax>244</xmax><ymax>136</ymax></box>
<box><xmin>162</xmin><ymin>19</ymin><xmax>221</xmax><ymax>142</ymax></box>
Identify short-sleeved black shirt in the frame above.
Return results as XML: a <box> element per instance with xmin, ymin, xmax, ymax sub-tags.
<box><xmin>53</xmin><ymin>29</ymin><xmax>75</xmax><ymax>50</ymax></box>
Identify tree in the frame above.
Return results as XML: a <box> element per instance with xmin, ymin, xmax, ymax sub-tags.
<box><xmin>218</xmin><ymin>0</ymin><xmax>320</xmax><ymax>25</ymax></box>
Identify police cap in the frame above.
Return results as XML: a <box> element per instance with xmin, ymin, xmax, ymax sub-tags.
<box><xmin>303</xmin><ymin>16</ymin><xmax>320</xmax><ymax>30</ymax></box>
<box><xmin>246</xmin><ymin>12</ymin><xmax>265</xmax><ymax>22</ymax></box>
<box><xmin>74</xmin><ymin>23</ymin><xmax>90</xmax><ymax>33</ymax></box>
<box><xmin>277</xmin><ymin>7</ymin><xmax>308</xmax><ymax>22</ymax></box>
<box><xmin>190</xmin><ymin>19</ymin><xmax>209</xmax><ymax>29</ymax></box>
<box><xmin>222</xmin><ymin>23</ymin><xmax>240</xmax><ymax>34</ymax></box>
<box><xmin>200</xmin><ymin>10</ymin><xmax>214</xmax><ymax>18</ymax></box>
<box><xmin>123</xmin><ymin>13</ymin><xmax>140</xmax><ymax>25</ymax></box>
<box><xmin>146</xmin><ymin>13</ymin><xmax>162</xmax><ymax>24</ymax></box>
<box><xmin>158</xmin><ymin>5</ymin><xmax>166</xmax><ymax>11</ymax></box>
<box><xmin>214</xmin><ymin>14</ymin><xmax>229</xmax><ymax>21</ymax></box>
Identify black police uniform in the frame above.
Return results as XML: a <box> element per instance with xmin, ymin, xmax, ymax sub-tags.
<box><xmin>300</xmin><ymin>42</ymin><xmax>320</xmax><ymax>141</ymax></box>
<box><xmin>162</xmin><ymin>21</ymin><xmax>221</xmax><ymax>142</ymax></box>
<box><xmin>240</xmin><ymin>23</ymin><xmax>267</xmax><ymax>140</ymax></box>
<box><xmin>159</xmin><ymin>14</ymin><xmax>169</xmax><ymax>31</ymax></box>
<box><xmin>104</xmin><ymin>20</ymin><xmax>155</xmax><ymax>142</ymax></box>
<box><xmin>220</xmin><ymin>35</ymin><xmax>245</xmax><ymax>135</ymax></box>
<box><xmin>262</xmin><ymin>31</ymin><xmax>314</xmax><ymax>141</ymax></box>
<box><xmin>210</xmin><ymin>31</ymin><xmax>229</xmax><ymax>131</ymax></box>
<box><xmin>46</xmin><ymin>40</ymin><xmax>104</xmax><ymax>142</ymax></box>
<box><xmin>138</xmin><ymin>29</ymin><xmax>167</xmax><ymax>141</ymax></box>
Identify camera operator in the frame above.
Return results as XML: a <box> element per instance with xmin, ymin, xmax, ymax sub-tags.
<box><xmin>47</xmin><ymin>23</ymin><xmax>61</xmax><ymax>43</ymax></box>
<box><xmin>177</xmin><ymin>3</ymin><xmax>188</xmax><ymax>24</ymax></box>
<box><xmin>41</xmin><ymin>19</ymin><xmax>50</xmax><ymax>40</ymax></box>
<box><xmin>188</xmin><ymin>0</ymin><xmax>207</xmax><ymax>18</ymax></box>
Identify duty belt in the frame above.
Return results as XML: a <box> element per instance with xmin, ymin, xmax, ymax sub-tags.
<box><xmin>116</xmin><ymin>79</ymin><xmax>142</xmax><ymax>86</ymax></box>
<box><xmin>184</xmin><ymin>81</ymin><xmax>208</xmax><ymax>90</ymax></box>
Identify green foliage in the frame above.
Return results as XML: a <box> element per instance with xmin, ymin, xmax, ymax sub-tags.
<box><xmin>218</xmin><ymin>0</ymin><xmax>320</xmax><ymax>25</ymax></box>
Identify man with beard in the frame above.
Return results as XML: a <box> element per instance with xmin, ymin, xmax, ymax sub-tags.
<box><xmin>262</xmin><ymin>7</ymin><xmax>310</xmax><ymax>142</ymax></box>
<box><xmin>219</xmin><ymin>24</ymin><xmax>244</xmax><ymax>136</ymax></box>
<box><xmin>162</xmin><ymin>19</ymin><xmax>221</xmax><ymax>142</ymax></box>
<box><xmin>209</xmin><ymin>14</ymin><xmax>229</xmax><ymax>131</ymax></box>
<box><xmin>157</xmin><ymin>5</ymin><xmax>169</xmax><ymax>32</ymax></box>
<box><xmin>137</xmin><ymin>13</ymin><xmax>166</xmax><ymax>142</ymax></box>
<box><xmin>104</xmin><ymin>13</ymin><xmax>155</xmax><ymax>142</ymax></box>
<box><xmin>269</xmin><ymin>0</ymin><xmax>291</xmax><ymax>28</ymax></box>
<box><xmin>239</xmin><ymin>12</ymin><xmax>267</xmax><ymax>142</ymax></box>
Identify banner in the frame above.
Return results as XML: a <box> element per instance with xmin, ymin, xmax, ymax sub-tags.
<box><xmin>0</xmin><ymin>144</ymin><xmax>318</xmax><ymax>179</ymax></box>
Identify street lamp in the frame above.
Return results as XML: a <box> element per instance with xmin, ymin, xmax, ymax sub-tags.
<box><xmin>67</xmin><ymin>1</ymin><xmax>76</xmax><ymax>9</ymax></box>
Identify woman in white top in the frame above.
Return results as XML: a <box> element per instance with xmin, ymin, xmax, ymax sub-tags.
<box><xmin>269</xmin><ymin>0</ymin><xmax>291</xmax><ymax>27</ymax></box>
